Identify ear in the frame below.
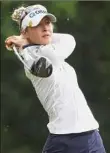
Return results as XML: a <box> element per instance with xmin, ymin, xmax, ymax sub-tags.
<box><xmin>20</xmin><ymin>30</ymin><xmax>29</xmax><ymax>39</ymax></box>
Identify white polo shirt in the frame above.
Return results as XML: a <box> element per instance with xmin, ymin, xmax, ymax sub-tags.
<box><xmin>22</xmin><ymin>33</ymin><xmax>99</xmax><ymax>134</ymax></box>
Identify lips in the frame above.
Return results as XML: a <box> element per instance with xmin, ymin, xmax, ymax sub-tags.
<box><xmin>42</xmin><ymin>34</ymin><xmax>50</xmax><ymax>37</ymax></box>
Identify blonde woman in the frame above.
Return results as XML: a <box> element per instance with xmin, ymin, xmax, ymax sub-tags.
<box><xmin>5</xmin><ymin>4</ymin><xmax>106</xmax><ymax>153</ymax></box>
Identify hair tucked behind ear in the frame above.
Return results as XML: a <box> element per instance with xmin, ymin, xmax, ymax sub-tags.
<box><xmin>11</xmin><ymin>6</ymin><xmax>27</xmax><ymax>24</ymax></box>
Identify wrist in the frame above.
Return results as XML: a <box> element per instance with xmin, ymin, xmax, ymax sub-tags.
<box><xmin>19</xmin><ymin>43</ymin><xmax>29</xmax><ymax>51</ymax></box>
<box><xmin>22</xmin><ymin>44</ymin><xmax>30</xmax><ymax>49</ymax></box>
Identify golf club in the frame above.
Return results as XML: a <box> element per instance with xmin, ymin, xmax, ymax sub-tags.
<box><xmin>13</xmin><ymin>45</ymin><xmax>31</xmax><ymax>71</ymax></box>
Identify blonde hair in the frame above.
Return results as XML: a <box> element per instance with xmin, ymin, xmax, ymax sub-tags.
<box><xmin>11</xmin><ymin>6</ymin><xmax>26</xmax><ymax>24</ymax></box>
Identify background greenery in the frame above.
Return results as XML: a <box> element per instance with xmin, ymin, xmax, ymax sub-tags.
<box><xmin>1</xmin><ymin>1</ymin><xmax>110</xmax><ymax>153</ymax></box>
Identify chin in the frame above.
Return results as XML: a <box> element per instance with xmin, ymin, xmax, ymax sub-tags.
<box><xmin>43</xmin><ymin>39</ymin><xmax>51</xmax><ymax>45</ymax></box>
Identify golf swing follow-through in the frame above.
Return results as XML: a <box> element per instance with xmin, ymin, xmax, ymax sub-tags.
<box><xmin>5</xmin><ymin>4</ymin><xmax>106</xmax><ymax>153</ymax></box>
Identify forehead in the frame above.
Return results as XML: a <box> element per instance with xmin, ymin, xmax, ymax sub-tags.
<box><xmin>40</xmin><ymin>16</ymin><xmax>51</xmax><ymax>22</ymax></box>
<box><xmin>25</xmin><ymin>16</ymin><xmax>52</xmax><ymax>31</ymax></box>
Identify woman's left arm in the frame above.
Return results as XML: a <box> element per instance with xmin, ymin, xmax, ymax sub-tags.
<box><xmin>51</xmin><ymin>33</ymin><xmax>76</xmax><ymax>60</ymax></box>
<box><xmin>38</xmin><ymin>33</ymin><xmax>76</xmax><ymax>66</ymax></box>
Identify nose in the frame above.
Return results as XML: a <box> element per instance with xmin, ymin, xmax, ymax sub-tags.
<box><xmin>43</xmin><ymin>24</ymin><xmax>49</xmax><ymax>31</ymax></box>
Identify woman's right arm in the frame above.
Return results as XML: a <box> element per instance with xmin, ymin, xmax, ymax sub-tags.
<box><xmin>5</xmin><ymin>35</ymin><xmax>54</xmax><ymax>78</ymax></box>
<box><xmin>20</xmin><ymin>45</ymin><xmax>53</xmax><ymax>78</ymax></box>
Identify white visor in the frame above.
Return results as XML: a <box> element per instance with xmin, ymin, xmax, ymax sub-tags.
<box><xmin>21</xmin><ymin>9</ymin><xmax>56</xmax><ymax>31</ymax></box>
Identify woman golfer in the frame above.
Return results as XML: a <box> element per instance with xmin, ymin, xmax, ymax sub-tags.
<box><xmin>5</xmin><ymin>4</ymin><xmax>106</xmax><ymax>153</ymax></box>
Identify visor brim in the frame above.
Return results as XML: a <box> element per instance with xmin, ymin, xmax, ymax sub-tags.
<box><xmin>21</xmin><ymin>13</ymin><xmax>56</xmax><ymax>31</ymax></box>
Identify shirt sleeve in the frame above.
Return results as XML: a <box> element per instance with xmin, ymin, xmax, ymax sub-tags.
<box><xmin>38</xmin><ymin>33</ymin><xmax>76</xmax><ymax>65</ymax></box>
<box><xmin>51</xmin><ymin>33</ymin><xmax>76</xmax><ymax>60</ymax></box>
<box><xmin>19</xmin><ymin>46</ymin><xmax>53</xmax><ymax>78</ymax></box>
<box><xmin>19</xmin><ymin>33</ymin><xmax>76</xmax><ymax>78</ymax></box>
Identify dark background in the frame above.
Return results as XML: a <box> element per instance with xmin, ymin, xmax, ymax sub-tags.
<box><xmin>1</xmin><ymin>1</ymin><xmax>110</xmax><ymax>153</ymax></box>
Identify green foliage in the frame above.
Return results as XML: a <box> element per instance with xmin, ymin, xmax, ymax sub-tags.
<box><xmin>1</xmin><ymin>1</ymin><xmax>110</xmax><ymax>153</ymax></box>
<box><xmin>50</xmin><ymin>1</ymin><xmax>77</xmax><ymax>18</ymax></box>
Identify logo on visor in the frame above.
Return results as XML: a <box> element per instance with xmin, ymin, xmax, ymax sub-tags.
<box><xmin>29</xmin><ymin>10</ymin><xmax>47</xmax><ymax>18</ymax></box>
<box><xmin>28</xmin><ymin>21</ymin><xmax>33</xmax><ymax>27</ymax></box>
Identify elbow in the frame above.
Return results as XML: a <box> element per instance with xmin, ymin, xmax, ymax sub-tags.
<box><xmin>30</xmin><ymin>57</ymin><xmax>53</xmax><ymax>78</ymax></box>
<box><xmin>68</xmin><ymin>34</ymin><xmax>76</xmax><ymax>51</ymax></box>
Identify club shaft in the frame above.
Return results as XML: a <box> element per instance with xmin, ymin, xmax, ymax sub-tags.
<box><xmin>13</xmin><ymin>46</ymin><xmax>31</xmax><ymax>70</ymax></box>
